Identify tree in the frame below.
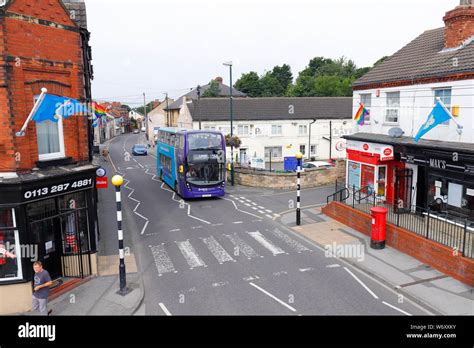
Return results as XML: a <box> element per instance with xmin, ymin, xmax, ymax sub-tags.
<box><xmin>234</xmin><ymin>72</ymin><xmax>261</xmax><ymax>97</ymax></box>
<box><xmin>202</xmin><ymin>80</ymin><xmax>221</xmax><ymax>98</ymax></box>
<box><xmin>269</xmin><ymin>64</ymin><xmax>293</xmax><ymax>93</ymax></box>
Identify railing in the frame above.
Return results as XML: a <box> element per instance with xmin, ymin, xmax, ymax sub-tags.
<box><xmin>326</xmin><ymin>181</ymin><xmax>474</xmax><ymax>259</ymax></box>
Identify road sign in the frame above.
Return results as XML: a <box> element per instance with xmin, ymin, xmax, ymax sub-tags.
<box><xmin>96</xmin><ymin>177</ymin><xmax>108</xmax><ymax>189</ymax></box>
<box><xmin>96</xmin><ymin>167</ymin><xmax>106</xmax><ymax>178</ymax></box>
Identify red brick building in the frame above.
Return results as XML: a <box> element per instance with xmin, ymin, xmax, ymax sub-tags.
<box><xmin>0</xmin><ymin>0</ymin><xmax>96</xmax><ymax>314</ymax></box>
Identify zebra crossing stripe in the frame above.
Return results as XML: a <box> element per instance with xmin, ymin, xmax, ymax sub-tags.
<box><xmin>202</xmin><ymin>236</ymin><xmax>235</xmax><ymax>264</ymax></box>
<box><xmin>247</xmin><ymin>231</ymin><xmax>286</xmax><ymax>256</ymax></box>
<box><xmin>149</xmin><ymin>245</ymin><xmax>176</xmax><ymax>276</ymax></box>
<box><xmin>224</xmin><ymin>233</ymin><xmax>260</xmax><ymax>259</ymax></box>
<box><xmin>177</xmin><ymin>240</ymin><xmax>207</xmax><ymax>269</ymax></box>
<box><xmin>270</xmin><ymin>228</ymin><xmax>311</xmax><ymax>253</ymax></box>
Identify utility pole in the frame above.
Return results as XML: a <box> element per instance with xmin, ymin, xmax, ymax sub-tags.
<box><xmin>164</xmin><ymin>92</ymin><xmax>169</xmax><ymax>127</ymax></box>
<box><xmin>143</xmin><ymin>92</ymin><xmax>148</xmax><ymax>140</ymax></box>
<box><xmin>223</xmin><ymin>61</ymin><xmax>234</xmax><ymax>186</ymax></box>
<box><xmin>197</xmin><ymin>85</ymin><xmax>201</xmax><ymax>130</ymax></box>
<box><xmin>329</xmin><ymin>120</ymin><xmax>332</xmax><ymax>162</ymax></box>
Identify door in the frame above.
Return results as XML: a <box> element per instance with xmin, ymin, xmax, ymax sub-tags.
<box><xmin>361</xmin><ymin>164</ymin><xmax>375</xmax><ymax>195</ymax></box>
<box><xmin>240</xmin><ymin>149</ymin><xmax>248</xmax><ymax>166</ymax></box>
<box><xmin>376</xmin><ymin>166</ymin><xmax>387</xmax><ymax>200</ymax></box>
<box><xmin>30</xmin><ymin>217</ymin><xmax>62</xmax><ymax>280</ymax></box>
<box><xmin>395</xmin><ymin>168</ymin><xmax>413</xmax><ymax>213</ymax></box>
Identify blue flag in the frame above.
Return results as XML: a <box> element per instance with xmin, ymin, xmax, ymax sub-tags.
<box><xmin>414</xmin><ymin>101</ymin><xmax>452</xmax><ymax>142</ymax></box>
<box><xmin>32</xmin><ymin>94</ymin><xmax>86</xmax><ymax>123</ymax></box>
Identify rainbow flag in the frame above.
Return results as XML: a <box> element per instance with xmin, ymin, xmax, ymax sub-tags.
<box><xmin>354</xmin><ymin>103</ymin><xmax>370</xmax><ymax>126</ymax></box>
<box><xmin>92</xmin><ymin>102</ymin><xmax>107</xmax><ymax>117</ymax></box>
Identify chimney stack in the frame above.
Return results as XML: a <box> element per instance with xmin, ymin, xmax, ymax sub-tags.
<box><xmin>214</xmin><ymin>76</ymin><xmax>223</xmax><ymax>84</ymax></box>
<box><xmin>443</xmin><ymin>0</ymin><xmax>474</xmax><ymax>49</ymax></box>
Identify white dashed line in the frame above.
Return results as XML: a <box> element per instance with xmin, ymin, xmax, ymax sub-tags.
<box><xmin>249</xmin><ymin>282</ymin><xmax>297</xmax><ymax>313</ymax></box>
<box><xmin>382</xmin><ymin>301</ymin><xmax>412</xmax><ymax>316</ymax></box>
<box><xmin>233</xmin><ymin>221</ymin><xmax>243</xmax><ymax>224</ymax></box>
<box><xmin>344</xmin><ymin>267</ymin><xmax>378</xmax><ymax>299</ymax></box>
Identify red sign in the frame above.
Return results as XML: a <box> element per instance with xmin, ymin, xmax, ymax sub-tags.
<box><xmin>96</xmin><ymin>177</ymin><xmax>108</xmax><ymax>189</ymax></box>
<box><xmin>363</xmin><ymin>144</ymin><xmax>369</xmax><ymax>151</ymax></box>
<box><xmin>383</xmin><ymin>148</ymin><xmax>392</xmax><ymax>156</ymax></box>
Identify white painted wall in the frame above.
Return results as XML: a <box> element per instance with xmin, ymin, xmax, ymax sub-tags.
<box><xmin>353</xmin><ymin>79</ymin><xmax>474</xmax><ymax>143</ymax></box>
<box><xmin>189</xmin><ymin>118</ymin><xmax>352</xmax><ymax>161</ymax></box>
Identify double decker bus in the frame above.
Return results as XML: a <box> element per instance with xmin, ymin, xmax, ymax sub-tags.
<box><xmin>156</xmin><ymin>128</ymin><xmax>226</xmax><ymax>198</ymax></box>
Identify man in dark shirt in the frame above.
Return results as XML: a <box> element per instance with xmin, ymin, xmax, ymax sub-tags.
<box><xmin>32</xmin><ymin>261</ymin><xmax>53</xmax><ymax>315</ymax></box>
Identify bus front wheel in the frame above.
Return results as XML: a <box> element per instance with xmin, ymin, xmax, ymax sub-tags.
<box><xmin>174</xmin><ymin>181</ymin><xmax>180</xmax><ymax>195</ymax></box>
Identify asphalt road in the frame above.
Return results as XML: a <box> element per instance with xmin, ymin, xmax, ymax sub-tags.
<box><xmin>105</xmin><ymin>133</ymin><xmax>432</xmax><ymax>316</ymax></box>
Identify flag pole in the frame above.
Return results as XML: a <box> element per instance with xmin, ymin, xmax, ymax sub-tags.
<box><xmin>16</xmin><ymin>87</ymin><xmax>48</xmax><ymax>137</ymax></box>
<box><xmin>437</xmin><ymin>97</ymin><xmax>463</xmax><ymax>135</ymax></box>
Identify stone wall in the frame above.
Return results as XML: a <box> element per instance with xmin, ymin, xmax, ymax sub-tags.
<box><xmin>232</xmin><ymin>160</ymin><xmax>345</xmax><ymax>189</ymax></box>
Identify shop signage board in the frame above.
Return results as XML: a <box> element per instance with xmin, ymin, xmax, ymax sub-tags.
<box><xmin>22</xmin><ymin>177</ymin><xmax>94</xmax><ymax>202</ymax></box>
<box><xmin>346</xmin><ymin>140</ymin><xmax>394</xmax><ymax>161</ymax></box>
<box><xmin>96</xmin><ymin>177</ymin><xmax>108</xmax><ymax>189</ymax></box>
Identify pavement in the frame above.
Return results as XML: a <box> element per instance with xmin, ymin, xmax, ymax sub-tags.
<box><xmin>30</xmin><ymin>132</ymin><xmax>472</xmax><ymax>316</ymax></box>
<box><xmin>279</xmin><ymin>206</ymin><xmax>474</xmax><ymax>315</ymax></box>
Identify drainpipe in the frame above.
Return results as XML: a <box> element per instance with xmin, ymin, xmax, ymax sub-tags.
<box><xmin>308</xmin><ymin>119</ymin><xmax>316</xmax><ymax>160</ymax></box>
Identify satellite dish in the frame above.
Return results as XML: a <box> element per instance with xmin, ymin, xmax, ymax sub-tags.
<box><xmin>388</xmin><ymin>127</ymin><xmax>405</xmax><ymax>138</ymax></box>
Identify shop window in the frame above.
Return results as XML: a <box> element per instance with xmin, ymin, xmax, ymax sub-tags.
<box><xmin>0</xmin><ymin>209</ymin><xmax>22</xmax><ymax>282</ymax></box>
<box><xmin>361</xmin><ymin>165</ymin><xmax>375</xmax><ymax>194</ymax></box>
<box><xmin>377</xmin><ymin>166</ymin><xmax>386</xmax><ymax>197</ymax></box>
<box><xmin>264</xmin><ymin>146</ymin><xmax>282</xmax><ymax>159</ymax></box>
<box><xmin>347</xmin><ymin>161</ymin><xmax>361</xmax><ymax>190</ymax></box>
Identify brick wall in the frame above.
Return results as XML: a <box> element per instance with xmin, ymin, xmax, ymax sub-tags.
<box><xmin>444</xmin><ymin>5</ymin><xmax>474</xmax><ymax>48</ymax></box>
<box><xmin>0</xmin><ymin>0</ymin><xmax>88</xmax><ymax>172</ymax></box>
<box><xmin>322</xmin><ymin>201</ymin><xmax>474</xmax><ymax>287</ymax></box>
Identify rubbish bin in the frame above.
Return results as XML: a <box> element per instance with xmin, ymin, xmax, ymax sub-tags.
<box><xmin>370</xmin><ymin>207</ymin><xmax>388</xmax><ymax>249</ymax></box>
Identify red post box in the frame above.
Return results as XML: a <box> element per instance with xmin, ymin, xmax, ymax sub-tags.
<box><xmin>370</xmin><ymin>207</ymin><xmax>388</xmax><ymax>249</ymax></box>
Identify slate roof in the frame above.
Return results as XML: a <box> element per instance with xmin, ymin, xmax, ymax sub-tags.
<box><xmin>186</xmin><ymin>97</ymin><xmax>352</xmax><ymax>122</ymax></box>
<box><xmin>354</xmin><ymin>27</ymin><xmax>474</xmax><ymax>87</ymax></box>
<box><xmin>344</xmin><ymin>133</ymin><xmax>474</xmax><ymax>154</ymax></box>
<box><xmin>166</xmin><ymin>83</ymin><xmax>247</xmax><ymax>110</ymax></box>
<box><xmin>61</xmin><ymin>0</ymin><xmax>88</xmax><ymax>29</ymax></box>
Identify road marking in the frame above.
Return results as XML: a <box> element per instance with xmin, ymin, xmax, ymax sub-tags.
<box><xmin>212</xmin><ymin>223</ymin><xmax>224</xmax><ymax>227</ymax></box>
<box><xmin>140</xmin><ymin>221</ymin><xmax>149</xmax><ymax>235</ymax></box>
<box><xmin>149</xmin><ymin>245</ymin><xmax>176</xmax><ymax>276</ymax></box>
<box><xmin>326</xmin><ymin>264</ymin><xmax>341</xmax><ymax>268</ymax></box>
<box><xmin>202</xmin><ymin>236</ymin><xmax>235</xmax><ymax>264</ymax></box>
<box><xmin>258</xmin><ymin>206</ymin><xmax>265</xmax><ymax>209</ymax></box>
<box><xmin>258</xmin><ymin>210</ymin><xmax>266</xmax><ymax>214</ymax></box>
<box><xmin>266</xmin><ymin>214</ymin><xmax>274</xmax><ymax>219</ymax></box>
<box><xmin>222</xmin><ymin>197</ymin><xmax>262</xmax><ymax>219</ymax></box>
<box><xmin>251</xmin><ymin>207</ymin><xmax>258</xmax><ymax>210</ymax></box>
<box><xmin>344</xmin><ymin>267</ymin><xmax>379</xmax><ymax>299</ymax></box>
<box><xmin>191</xmin><ymin>226</ymin><xmax>203</xmax><ymax>230</ymax></box>
<box><xmin>265</xmin><ymin>209</ymin><xmax>273</xmax><ymax>213</ymax></box>
<box><xmin>137</xmin><ymin>162</ymin><xmax>144</xmax><ymax>168</ymax></box>
<box><xmin>159</xmin><ymin>302</ymin><xmax>172</xmax><ymax>316</ymax></box>
<box><xmin>170</xmin><ymin>229</ymin><xmax>181</xmax><ymax>232</ymax></box>
<box><xmin>247</xmin><ymin>231</ymin><xmax>286</xmax><ymax>256</ymax></box>
<box><xmin>249</xmin><ymin>282</ymin><xmax>297</xmax><ymax>313</ymax></box>
<box><xmin>123</xmin><ymin>179</ymin><xmax>150</xmax><ymax>235</ymax></box>
<box><xmin>233</xmin><ymin>221</ymin><xmax>243</xmax><ymax>224</ymax></box>
<box><xmin>244</xmin><ymin>203</ymin><xmax>252</xmax><ymax>207</ymax></box>
<box><xmin>252</xmin><ymin>219</ymin><xmax>263</xmax><ymax>223</ymax></box>
<box><xmin>270</xmin><ymin>228</ymin><xmax>311</xmax><ymax>253</ymax></box>
<box><xmin>251</xmin><ymin>202</ymin><xmax>258</xmax><ymax>206</ymax></box>
<box><xmin>382</xmin><ymin>301</ymin><xmax>412</xmax><ymax>316</ymax></box>
<box><xmin>177</xmin><ymin>240</ymin><xmax>206</xmax><ymax>269</ymax></box>
<box><xmin>299</xmin><ymin>267</ymin><xmax>314</xmax><ymax>272</ymax></box>
<box><xmin>224</xmin><ymin>233</ymin><xmax>260</xmax><ymax>259</ymax></box>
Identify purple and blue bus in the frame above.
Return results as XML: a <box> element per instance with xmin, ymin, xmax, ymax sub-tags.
<box><xmin>156</xmin><ymin>128</ymin><xmax>226</xmax><ymax>199</ymax></box>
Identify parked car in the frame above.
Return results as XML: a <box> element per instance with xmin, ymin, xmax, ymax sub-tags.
<box><xmin>302</xmin><ymin>161</ymin><xmax>334</xmax><ymax>169</ymax></box>
<box><xmin>133</xmin><ymin>129</ymin><xmax>139</xmax><ymax>134</ymax></box>
<box><xmin>141</xmin><ymin>127</ymin><xmax>146</xmax><ymax>132</ymax></box>
<box><xmin>132</xmin><ymin>144</ymin><xmax>148</xmax><ymax>156</ymax></box>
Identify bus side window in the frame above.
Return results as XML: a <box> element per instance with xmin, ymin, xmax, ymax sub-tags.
<box><xmin>170</xmin><ymin>134</ymin><xmax>176</xmax><ymax>147</ymax></box>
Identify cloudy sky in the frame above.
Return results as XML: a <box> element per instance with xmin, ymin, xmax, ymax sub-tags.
<box><xmin>85</xmin><ymin>0</ymin><xmax>459</xmax><ymax>106</ymax></box>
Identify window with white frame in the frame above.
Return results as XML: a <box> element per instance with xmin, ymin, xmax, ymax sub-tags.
<box><xmin>434</xmin><ymin>88</ymin><xmax>452</xmax><ymax>125</ymax></box>
<box><xmin>0</xmin><ymin>208</ymin><xmax>22</xmax><ymax>282</ymax></box>
<box><xmin>271</xmin><ymin>125</ymin><xmax>282</xmax><ymax>135</ymax></box>
<box><xmin>298</xmin><ymin>125</ymin><xmax>308</xmax><ymax>135</ymax></box>
<box><xmin>237</xmin><ymin>125</ymin><xmax>249</xmax><ymax>136</ymax></box>
<box><xmin>264</xmin><ymin>146</ymin><xmax>282</xmax><ymax>159</ymax></box>
<box><xmin>385</xmin><ymin>92</ymin><xmax>400</xmax><ymax>124</ymax></box>
<box><xmin>35</xmin><ymin>96</ymin><xmax>65</xmax><ymax>161</ymax></box>
<box><xmin>310</xmin><ymin>145</ymin><xmax>316</xmax><ymax>155</ymax></box>
<box><xmin>360</xmin><ymin>93</ymin><xmax>371</xmax><ymax>124</ymax></box>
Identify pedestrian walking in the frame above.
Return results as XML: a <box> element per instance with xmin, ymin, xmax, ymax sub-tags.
<box><xmin>32</xmin><ymin>261</ymin><xmax>53</xmax><ymax>316</ymax></box>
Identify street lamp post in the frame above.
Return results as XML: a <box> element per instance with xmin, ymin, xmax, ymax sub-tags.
<box><xmin>223</xmin><ymin>61</ymin><xmax>234</xmax><ymax>186</ymax></box>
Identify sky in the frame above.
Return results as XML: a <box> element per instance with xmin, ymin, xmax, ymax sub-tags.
<box><xmin>85</xmin><ymin>0</ymin><xmax>459</xmax><ymax>106</ymax></box>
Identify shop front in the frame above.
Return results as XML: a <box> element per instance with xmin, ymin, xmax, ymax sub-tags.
<box><xmin>401</xmin><ymin>148</ymin><xmax>474</xmax><ymax>221</ymax></box>
<box><xmin>0</xmin><ymin>165</ymin><xmax>99</xmax><ymax>314</ymax></box>
<box><xmin>345</xmin><ymin>140</ymin><xmax>404</xmax><ymax>205</ymax></box>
